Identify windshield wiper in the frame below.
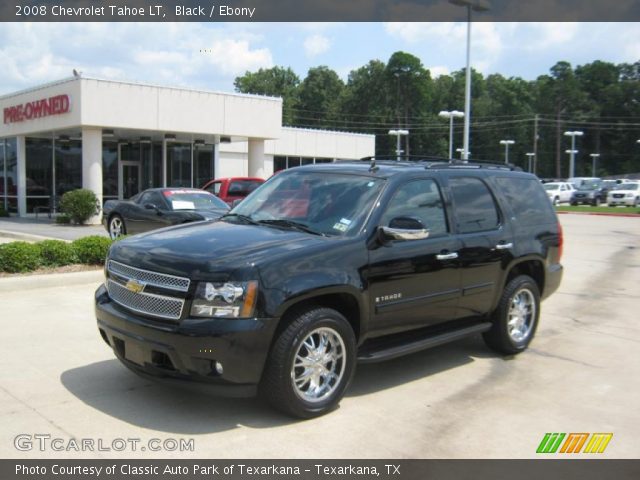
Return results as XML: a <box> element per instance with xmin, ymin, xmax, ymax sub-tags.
<box><xmin>258</xmin><ymin>219</ymin><xmax>327</xmax><ymax>236</ymax></box>
<box><xmin>220</xmin><ymin>213</ymin><xmax>259</xmax><ymax>225</ymax></box>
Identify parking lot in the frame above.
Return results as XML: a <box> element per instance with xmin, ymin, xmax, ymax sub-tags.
<box><xmin>0</xmin><ymin>214</ymin><xmax>638</xmax><ymax>459</ymax></box>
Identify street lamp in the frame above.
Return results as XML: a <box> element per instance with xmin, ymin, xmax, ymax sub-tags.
<box><xmin>526</xmin><ymin>153</ymin><xmax>535</xmax><ymax>173</ymax></box>
<box><xmin>456</xmin><ymin>148</ymin><xmax>470</xmax><ymax>159</ymax></box>
<box><xmin>449</xmin><ymin>0</ymin><xmax>490</xmax><ymax>161</ymax></box>
<box><xmin>589</xmin><ymin>153</ymin><xmax>601</xmax><ymax>177</ymax></box>
<box><xmin>564</xmin><ymin>131</ymin><xmax>584</xmax><ymax>178</ymax></box>
<box><xmin>439</xmin><ymin>110</ymin><xmax>465</xmax><ymax>160</ymax></box>
<box><xmin>500</xmin><ymin>139</ymin><xmax>515</xmax><ymax>164</ymax></box>
<box><xmin>388</xmin><ymin>129</ymin><xmax>409</xmax><ymax>161</ymax></box>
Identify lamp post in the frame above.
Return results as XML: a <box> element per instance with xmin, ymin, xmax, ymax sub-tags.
<box><xmin>526</xmin><ymin>152</ymin><xmax>535</xmax><ymax>173</ymax></box>
<box><xmin>456</xmin><ymin>148</ymin><xmax>469</xmax><ymax>159</ymax></box>
<box><xmin>500</xmin><ymin>139</ymin><xmax>515</xmax><ymax>164</ymax></box>
<box><xmin>564</xmin><ymin>131</ymin><xmax>584</xmax><ymax>178</ymax></box>
<box><xmin>439</xmin><ymin>110</ymin><xmax>465</xmax><ymax>160</ymax></box>
<box><xmin>388</xmin><ymin>129</ymin><xmax>409</xmax><ymax>161</ymax></box>
<box><xmin>449</xmin><ymin>0</ymin><xmax>490</xmax><ymax>162</ymax></box>
<box><xmin>589</xmin><ymin>153</ymin><xmax>600</xmax><ymax>177</ymax></box>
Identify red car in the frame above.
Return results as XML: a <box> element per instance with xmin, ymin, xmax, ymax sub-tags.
<box><xmin>201</xmin><ymin>177</ymin><xmax>264</xmax><ymax>205</ymax></box>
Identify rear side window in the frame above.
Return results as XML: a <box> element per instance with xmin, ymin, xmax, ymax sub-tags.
<box><xmin>228</xmin><ymin>180</ymin><xmax>262</xmax><ymax>197</ymax></box>
<box><xmin>448</xmin><ymin>177</ymin><xmax>500</xmax><ymax>234</ymax></box>
<box><xmin>495</xmin><ymin>177</ymin><xmax>555</xmax><ymax>224</ymax></box>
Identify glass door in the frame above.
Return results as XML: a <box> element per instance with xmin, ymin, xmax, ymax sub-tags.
<box><xmin>120</xmin><ymin>162</ymin><xmax>141</xmax><ymax>199</ymax></box>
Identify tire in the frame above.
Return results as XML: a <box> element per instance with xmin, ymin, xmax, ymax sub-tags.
<box><xmin>260</xmin><ymin>306</ymin><xmax>356</xmax><ymax>418</ymax></box>
<box><xmin>570</xmin><ymin>202</ymin><xmax>577</xmax><ymax>206</ymax></box>
<box><xmin>483</xmin><ymin>275</ymin><xmax>540</xmax><ymax>355</ymax></box>
<box><xmin>553</xmin><ymin>197</ymin><xmax>560</xmax><ymax>206</ymax></box>
<box><xmin>108</xmin><ymin>215</ymin><xmax>126</xmax><ymax>239</ymax></box>
<box><xmin>592</xmin><ymin>198</ymin><xmax>600</xmax><ymax>207</ymax></box>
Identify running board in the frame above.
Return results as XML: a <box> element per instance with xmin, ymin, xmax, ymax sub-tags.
<box><xmin>357</xmin><ymin>322</ymin><xmax>492</xmax><ymax>364</ymax></box>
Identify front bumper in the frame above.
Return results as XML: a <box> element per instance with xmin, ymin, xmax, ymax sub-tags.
<box><xmin>95</xmin><ymin>284</ymin><xmax>279</xmax><ymax>397</ymax></box>
<box><xmin>608</xmin><ymin>197</ymin><xmax>635</xmax><ymax>206</ymax></box>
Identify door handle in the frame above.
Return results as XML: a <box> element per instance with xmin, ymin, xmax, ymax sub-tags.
<box><xmin>436</xmin><ymin>252</ymin><xmax>459</xmax><ymax>260</ymax></box>
<box><xmin>495</xmin><ymin>242</ymin><xmax>513</xmax><ymax>250</ymax></box>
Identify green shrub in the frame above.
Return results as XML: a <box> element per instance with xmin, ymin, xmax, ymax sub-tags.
<box><xmin>0</xmin><ymin>206</ymin><xmax>9</xmax><ymax>217</ymax></box>
<box><xmin>59</xmin><ymin>189</ymin><xmax>99</xmax><ymax>225</ymax></box>
<box><xmin>38</xmin><ymin>240</ymin><xmax>78</xmax><ymax>267</ymax></box>
<box><xmin>0</xmin><ymin>241</ymin><xmax>42</xmax><ymax>273</ymax></box>
<box><xmin>72</xmin><ymin>236</ymin><xmax>112</xmax><ymax>264</ymax></box>
<box><xmin>55</xmin><ymin>214</ymin><xmax>71</xmax><ymax>224</ymax></box>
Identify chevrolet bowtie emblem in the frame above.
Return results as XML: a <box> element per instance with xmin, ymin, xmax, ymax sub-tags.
<box><xmin>125</xmin><ymin>279</ymin><xmax>146</xmax><ymax>294</ymax></box>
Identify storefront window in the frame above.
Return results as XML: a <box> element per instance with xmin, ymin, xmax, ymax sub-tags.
<box><xmin>3</xmin><ymin>138</ymin><xmax>17</xmax><ymax>212</ymax></box>
<box><xmin>194</xmin><ymin>144</ymin><xmax>214</xmax><ymax>188</ymax></box>
<box><xmin>55</xmin><ymin>139</ymin><xmax>82</xmax><ymax>199</ymax></box>
<box><xmin>274</xmin><ymin>156</ymin><xmax>287</xmax><ymax>172</ymax></box>
<box><xmin>26</xmin><ymin>138</ymin><xmax>53</xmax><ymax>213</ymax></box>
<box><xmin>102</xmin><ymin>142</ymin><xmax>118</xmax><ymax>199</ymax></box>
<box><xmin>166</xmin><ymin>142</ymin><xmax>191</xmax><ymax>187</ymax></box>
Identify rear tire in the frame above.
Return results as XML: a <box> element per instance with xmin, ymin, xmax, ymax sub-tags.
<box><xmin>108</xmin><ymin>215</ymin><xmax>126</xmax><ymax>239</ymax></box>
<box><xmin>483</xmin><ymin>275</ymin><xmax>540</xmax><ymax>355</ymax></box>
<box><xmin>260</xmin><ymin>306</ymin><xmax>356</xmax><ymax>418</ymax></box>
<box><xmin>554</xmin><ymin>197</ymin><xmax>560</xmax><ymax>206</ymax></box>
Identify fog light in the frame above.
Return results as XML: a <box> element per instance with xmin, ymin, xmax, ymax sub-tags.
<box><xmin>215</xmin><ymin>361</ymin><xmax>224</xmax><ymax>375</ymax></box>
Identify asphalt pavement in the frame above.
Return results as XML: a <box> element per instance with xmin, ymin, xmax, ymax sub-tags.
<box><xmin>0</xmin><ymin>217</ymin><xmax>107</xmax><ymax>242</ymax></box>
<box><xmin>0</xmin><ymin>214</ymin><xmax>638</xmax><ymax>459</ymax></box>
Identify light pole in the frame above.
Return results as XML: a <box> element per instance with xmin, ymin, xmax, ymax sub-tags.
<box><xmin>439</xmin><ymin>110</ymin><xmax>465</xmax><ymax>160</ymax></box>
<box><xmin>526</xmin><ymin>153</ymin><xmax>535</xmax><ymax>173</ymax></box>
<box><xmin>388</xmin><ymin>129</ymin><xmax>409</xmax><ymax>161</ymax></box>
<box><xmin>449</xmin><ymin>0</ymin><xmax>490</xmax><ymax>162</ymax></box>
<box><xmin>564</xmin><ymin>130</ymin><xmax>584</xmax><ymax>178</ymax></box>
<box><xmin>500</xmin><ymin>139</ymin><xmax>515</xmax><ymax>164</ymax></box>
<box><xmin>589</xmin><ymin>153</ymin><xmax>600</xmax><ymax>177</ymax></box>
<box><xmin>456</xmin><ymin>148</ymin><xmax>470</xmax><ymax>159</ymax></box>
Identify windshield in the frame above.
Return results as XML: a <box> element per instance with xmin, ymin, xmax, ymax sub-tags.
<box><xmin>613</xmin><ymin>183</ymin><xmax>639</xmax><ymax>191</ymax></box>
<box><xmin>579</xmin><ymin>181</ymin><xmax>601</xmax><ymax>191</ymax></box>
<box><xmin>543</xmin><ymin>184</ymin><xmax>560</xmax><ymax>191</ymax></box>
<box><xmin>228</xmin><ymin>171</ymin><xmax>385</xmax><ymax>236</ymax></box>
<box><xmin>164</xmin><ymin>190</ymin><xmax>229</xmax><ymax>210</ymax></box>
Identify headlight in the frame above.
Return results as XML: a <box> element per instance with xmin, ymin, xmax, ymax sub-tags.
<box><xmin>190</xmin><ymin>281</ymin><xmax>258</xmax><ymax>318</ymax></box>
<box><xmin>627</xmin><ymin>193</ymin><xmax>634</xmax><ymax>198</ymax></box>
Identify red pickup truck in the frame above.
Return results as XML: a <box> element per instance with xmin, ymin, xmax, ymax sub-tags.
<box><xmin>201</xmin><ymin>177</ymin><xmax>264</xmax><ymax>205</ymax></box>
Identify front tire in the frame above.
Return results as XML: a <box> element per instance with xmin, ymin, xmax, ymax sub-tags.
<box><xmin>554</xmin><ymin>197</ymin><xmax>560</xmax><ymax>206</ymax></box>
<box><xmin>108</xmin><ymin>215</ymin><xmax>126</xmax><ymax>239</ymax></box>
<box><xmin>260</xmin><ymin>307</ymin><xmax>356</xmax><ymax>418</ymax></box>
<box><xmin>592</xmin><ymin>197</ymin><xmax>600</xmax><ymax>207</ymax></box>
<box><xmin>483</xmin><ymin>275</ymin><xmax>540</xmax><ymax>355</ymax></box>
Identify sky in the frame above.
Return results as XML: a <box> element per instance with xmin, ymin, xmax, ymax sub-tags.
<box><xmin>0</xmin><ymin>22</ymin><xmax>639</xmax><ymax>95</ymax></box>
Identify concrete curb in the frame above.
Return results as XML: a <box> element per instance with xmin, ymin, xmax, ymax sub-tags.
<box><xmin>0</xmin><ymin>229</ymin><xmax>62</xmax><ymax>242</ymax></box>
<box><xmin>0</xmin><ymin>269</ymin><xmax>104</xmax><ymax>293</ymax></box>
<box><xmin>556</xmin><ymin>211</ymin><xmax>640</xmax><ymax>218</ymax></box>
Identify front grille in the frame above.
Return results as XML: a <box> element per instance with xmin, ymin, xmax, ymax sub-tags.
<box><xmin>613</xmin><ymin>194</ymin><xmax>624</xmax><ymax>199</ymax></box>
<box><xmin>108</xmin><ymin>260</ymin><xmax>190</xmax><ymax>292</ymax></box>
<box><xmin>575</xmin><ymin>194</ymin><xmax>585</xmax><ymax>198</ymax></box>
<box><xmin>107</xmin><ymin>279</ymin><xmax>184</xmax><ymax>320</ymax></box>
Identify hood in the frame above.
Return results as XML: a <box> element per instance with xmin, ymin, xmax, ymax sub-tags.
<box><xmin>108</xmin><ymin>220</ymin><xmax>328</xmax><ymax>280</ymax></box>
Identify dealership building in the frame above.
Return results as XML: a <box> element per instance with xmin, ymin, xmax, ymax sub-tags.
<box><xmin>0</xmin><ymin>76</ymin><xmax>374</xmax><ymax>220</ymax></box>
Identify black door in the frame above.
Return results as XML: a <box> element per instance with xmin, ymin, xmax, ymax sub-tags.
<box><xmin>367</xmin><ymin>177</ymin><xmax>463</xmax><ymax>337</ymax></box>
<box><xmin>446</xmin><ymin>175</ymin><xmax>514</xmax><ymax>317</ymax></box>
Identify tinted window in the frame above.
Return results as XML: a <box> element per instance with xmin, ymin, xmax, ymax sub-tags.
<box><xmin>381</xmin><ymin>179</ymin><xmax>448</xmax><ymax>236</ymax></box>
<box><xmin>495</xmin><ymin>177</ymin><xmax>555</xmax><ymax>225</ymax></box>
<box><xmin>449</xmin><ymin>177</ymin><xmax>500</xmax><ymax>234</ymax></box>
<box><xmin>164</xmin><ymin>190</ymin><xmax>229</xmax><ymax>210</ymax></box>
<box><xmin>204</xmin><ymin>182</ymin><xmax>221</xmax><ymax>195</ymax></box>
<box><xmin>228</xmin><ymin>180</ymin><xmax>263</xmax><ymax>197</ymax></box>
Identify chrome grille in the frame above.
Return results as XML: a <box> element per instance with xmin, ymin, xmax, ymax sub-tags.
<box><xmin>108</xmin><ymin>260</ymin><xmax>190</xmax><ymax>292</ymax></box>
<box><xmin>107</xmin><ymin>279</ymin><xmax>184</xmax><ymax>321</ymax></box>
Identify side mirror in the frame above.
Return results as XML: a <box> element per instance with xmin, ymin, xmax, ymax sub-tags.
<box><xmin>380</xmin><ymin>216</ymin><xmax>430</xmax><ymax>242</ymax></box>
<box><xmin>144</xmin><ymin>203</ymin><xmax>160</xmax><ymax>214</ymax></box>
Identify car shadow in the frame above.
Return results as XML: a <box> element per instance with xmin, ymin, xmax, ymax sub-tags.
<box><xmin>60</xmin><ymin>335</ymin><xmax>497</xmax><ymax>433</ymax></box>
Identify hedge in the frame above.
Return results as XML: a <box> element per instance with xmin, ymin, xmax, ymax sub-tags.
<box><xmin>0</xmin><ymin>242</ymin><xmax>42</xmax><ymax>273</ymax></box>
<box><xmin>39</xmin><ymin>240</ymin><xmax>79</xmax><ymax>267</ymax></box>
<box><xmin>71</xmin><ymin>236</ymin><xmax>113</xmax><ymax>265</ymax></box>
<box><xmin>59</xmin><ymin>189</ymin><xmax>99</xmax><ymax>225</ymax></box>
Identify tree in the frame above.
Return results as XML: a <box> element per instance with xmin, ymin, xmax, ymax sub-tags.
<box><xmin>234</xmin><ymin>67</ymin><xmax>300</xmax><ymax>124</ymax></box>
<box><xmin>295</xmin><ymin>66</ymin><xmax>344</xmax><ymax>128</ymax></box>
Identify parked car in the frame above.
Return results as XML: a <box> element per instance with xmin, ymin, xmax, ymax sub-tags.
<box><xmin>96</xmin><ymin>159</ymin><xmax>563</xmax><ymax>418</ymax></box>
<box><xmin>103</xmin><ymin>188</ymin><xmax>229</xmax><ymax>239</ymax></box>
<box><xmin>201</xmin><ymin>177</ymin><xmax>264</xmax><ymax>205</ymax></box>
<box><xmin>543</xmin><ymin>182</ymin><xmax>575</xmax><ymax>205</ymax></box>
<box><xmin>607</xmin><ymin>182</ymin><xmax>640</xmax><ymax>207</ymax></box>
<box><xmin>570</xmin><ymin>179</ymin><xmax>607</xmax><ymax>206</ymax></box>
<box><xmin>567</xmin><ymin>177</ymin><xmax>600</xmax><ymax>189</ymax></box>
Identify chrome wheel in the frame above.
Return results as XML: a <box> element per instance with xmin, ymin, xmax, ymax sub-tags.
<box><xmin>291</xmin><ymin>327</ymin><xmax>346</xmax><ymax>403</ymax></box>
<box><xmin>507</xmin><ymin>288</ymin><xmax>536</xmax><ymax>343</ymax></box>
<box><xmin>109</xmin><ymin>216</ymin><xmax>124</xmax><ymax>239</ymax></box>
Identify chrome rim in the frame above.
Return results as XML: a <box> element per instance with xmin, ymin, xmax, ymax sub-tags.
<box><xmin>109</xmin><ymin>217</ymin><xmax>123</xmax><ymax>239</ymax></box>
<box><xmin>507</xmin><ymin>288</ymin><xmax>536</xmax><ymax>343</ymax></box>
<box><xmin>291</xmin><ymin>327</ymin><xmax>346</xmax><ymax>403</ymax></box>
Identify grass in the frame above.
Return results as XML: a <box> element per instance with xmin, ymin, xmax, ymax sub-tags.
<box><xmin>556</xmin><ymin>205</ymin><xmax>640</xmax><ymax>215</ymax></box>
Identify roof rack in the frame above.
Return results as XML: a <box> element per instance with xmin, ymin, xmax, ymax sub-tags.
<box><xmin>355</xmin><ymin>156</ymin><xmax>522</xmax><ymax>172</ymax></box>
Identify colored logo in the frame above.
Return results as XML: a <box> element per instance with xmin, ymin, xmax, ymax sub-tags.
<box><xmin>125</xmin><ymin>279</ymin><xmax>146</xmax><ymax>294</ymax></box>
<box><xmin>537</xmin><ymin>433</ymin><xmax>613</xmax><ymax>454</ymax></box>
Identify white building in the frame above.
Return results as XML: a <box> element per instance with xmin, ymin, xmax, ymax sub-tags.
<box><xmin>0</xmin><ymin>76</ymin><xmax>374</xmax><ymax>221</ymax></box>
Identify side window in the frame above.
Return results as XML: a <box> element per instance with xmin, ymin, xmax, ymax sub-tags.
<box><xmin>205</xmin><ymin>182</ymin><xmax>221</xmax><ymax>195</ymax></box>
<box><xmin>495</xmin><ymin>177</ymin><xmax>555</xmax><ymax>224</ymax></box>
<box><xmin>147</xmin><ymin>192</ymin><xmax>166</xmax><ymax>208</ymax></box>
<box><xmin>380</xmin><ymin>179</ymin><xmax>448</xmax><ymax>237</ymax></box>
<box><xmin>448</xmin><ymin>177</ymin><xmax>500</xmax><ymax>234</ymax></box>
<box><xmin>136</xmin><ymin>192</ymin><xmax>152</xmax><ymax>205</ymax></box>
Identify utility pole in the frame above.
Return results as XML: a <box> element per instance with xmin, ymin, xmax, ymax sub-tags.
<box><xmin>533</xmin><ymin>114</ymin><xmax>539</xmax><ymax>175</ymax></box>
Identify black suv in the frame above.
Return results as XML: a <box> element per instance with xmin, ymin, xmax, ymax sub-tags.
<box><xmin>95</xmin><ymin>160</ymin><xmax>563</xmax><ymax>418</ymax></box>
